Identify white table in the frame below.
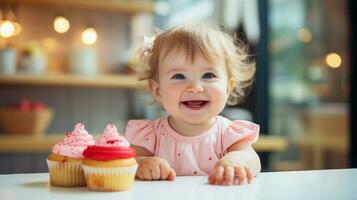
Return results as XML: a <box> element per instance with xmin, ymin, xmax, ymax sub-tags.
<box><xmin>0</xmin><ymin>169</ymin><xmax>356</xmax><ymax>200</ymax></box>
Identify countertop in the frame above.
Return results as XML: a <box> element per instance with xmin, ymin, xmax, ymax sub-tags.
<box><xmin>0</xmin><ymin>168</ymin><xmax>356</xmax><ymax>200</ymax></box>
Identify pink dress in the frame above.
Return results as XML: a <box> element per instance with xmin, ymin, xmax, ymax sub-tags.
<box><xmin>125</xmin><ymin>116</ymin><xmax>259</xmax><ymax>176</ymax></box>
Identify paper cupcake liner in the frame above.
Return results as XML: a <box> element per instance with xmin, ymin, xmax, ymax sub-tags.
<box><xmin>82</xmin><ymin>164</ymin><xmax>138</xmax><ymax>191</ymax></box>
<box><xmin>46</xmin><ymin>159</ymin><xmax>86</xmax><ymax>187</ymax></box>
<box><xmin>82</xmin><ymin>164</ymin><xmax>138</xmax><ymax>176</ymax></box>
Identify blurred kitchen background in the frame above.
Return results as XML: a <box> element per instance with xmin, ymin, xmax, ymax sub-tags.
<box><xmin>0</xmin><ymin>0</ymin><xmax>356</xmax><ymax>174</ymax></box>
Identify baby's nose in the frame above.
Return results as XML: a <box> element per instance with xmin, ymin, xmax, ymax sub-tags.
<box><xmin>186</xmin><ymin>81</ymin><xmax>204</xmax><ymax>93</ymax></box>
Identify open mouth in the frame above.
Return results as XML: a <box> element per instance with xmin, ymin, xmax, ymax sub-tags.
<box><xmin>181</xmin><ymin>101</ymin><xmax>209</xmax><ymax>110</ymax></box>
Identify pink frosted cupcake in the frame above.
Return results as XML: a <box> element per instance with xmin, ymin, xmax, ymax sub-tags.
<box><xmin>82</xmin><ymin>124</ymin><xmax>137</xmax><ymax>191</ymax></box>
<box><xmin>47</xmin><ymin>123</ymin><xmax>95</xmax><ymax>187</ymax></box>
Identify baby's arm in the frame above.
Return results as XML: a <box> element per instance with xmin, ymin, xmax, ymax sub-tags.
<box><xmin>208</xmin><ymin>139</ymin><xmax>261</xmax><ymax>185</ymax></box>
<box><xmin>132</xmin><ymin>145</ymin><xmax>176</xmax><ymax>181</ymax></box>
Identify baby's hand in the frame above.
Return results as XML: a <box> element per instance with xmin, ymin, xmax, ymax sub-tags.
<box><xmin>208</xmin><ymin>159</ymin><xmax>253</xmax><ymax>186</ymax></box>
<box><xmin>136</xmin><ymin>157</ymin><xmax>176</xmax><ymax>181</ymax></box>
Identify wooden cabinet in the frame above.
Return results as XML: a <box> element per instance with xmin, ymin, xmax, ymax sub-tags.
<box><xmin>0</xmin><ymin>74</ymin><xmax>146</xmax><ymax>88</ymax></box>
<box><xmin>0</xmin><ymin>134</ymin><xmax>288</xmax><ymax>153</ymax></box>
<box><xmin>1</xmin><ymin>0</ymin><xmax>156</xmax><ymax>14</ymax></box>
<box><xmin>0</xmin><ymin>0</ymin><xmax>154</xmax><ymax>155</ymax></box>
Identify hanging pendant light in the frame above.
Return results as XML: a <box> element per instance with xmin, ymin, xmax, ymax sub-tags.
<box><xmin>81</xmin><ymin>27</ymin><xmax>97</xmax><ymax>45</ymax></box>
<box><xmin>0</xmin><ymin>20</ymin><xmax>15</xmax><ymax>38</ymax></box>
<box><xmin>0</xmin><ymin>6</ymin><xmax>21</xmax><ymax>38</ymax></box>
<box><xmin>53</xmin><ymin>15</ymin><xmax>70</xmax><ymax>33</ymax></box>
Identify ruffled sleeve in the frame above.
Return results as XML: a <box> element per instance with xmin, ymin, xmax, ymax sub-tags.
<box><xmin>125</xmin><ymin>120</ymin><xmax>156</xmax><ymax>154</ymax></box>
<box><xmin>221</xmin><ymin>120</ymin><xmax>259</xmax><ymax>154</ymax></box>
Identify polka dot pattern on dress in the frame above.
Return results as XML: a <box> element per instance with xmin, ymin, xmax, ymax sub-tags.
<box><xmin>124</xmin><ymin>117</ymin><xmax>260</xmax><ymax>176</ymax></box>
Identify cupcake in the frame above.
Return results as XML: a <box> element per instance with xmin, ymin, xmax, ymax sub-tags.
<box><xmin>82</xmin><ymin>124</ymin><xmax>137</xmax><ymax>191</ymax></box>
<box><xmin>47</xmin><ymin>123</ymin><xmax>94</xmax><ymax>187</ymax></box>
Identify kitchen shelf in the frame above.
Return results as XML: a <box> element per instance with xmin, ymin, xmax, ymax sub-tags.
<box><xmin>2</xmin><ymin>0</ymin><xmax>156</xmax><ymax>14</ymax></box>
<box><xmin>0</xmin><ymin>134</ymin><xmax>288</xmax><ymax>153</ymax></box>
<box><xmin>0</xmin><ymin>74</ymin><xmax>147</xmax><ymax>89</ymax></box>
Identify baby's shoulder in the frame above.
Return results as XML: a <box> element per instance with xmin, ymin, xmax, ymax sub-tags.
<box><xmin>216</xmin><ymin>115</ymin><xmax>233</xmax><ymax>130</ymax></box>
<box><xmin>126</xmin><ymin>117</ymin><xmax>166</xmax><ymax>133</ymax></box>
<box><xmin>216</xmin><ymin>116</ymin><xmax>259</xmax><ymax>134</ymax></box>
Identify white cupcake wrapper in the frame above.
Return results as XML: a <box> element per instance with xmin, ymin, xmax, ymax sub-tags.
<box><xmin>46</xmin><ymin>159</ymin><xmax>86</xmax><ymax>187</ymax></box>
<box><xmin>46</xmin><ymin>159</ymin><xmax>83</xmax><ymax>169</ymax></box>
<box><xmin>82</xmin><ymin>164</ymin><xmax>138</xmax><ymax>191</ymax></box>
<box><xmin>82</xmin><ymin>164</ymin><xmax>138</xmax><ymax>176</ymax></box>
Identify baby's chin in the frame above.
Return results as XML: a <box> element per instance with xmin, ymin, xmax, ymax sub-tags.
<box><xmin>177</xmin><ymin>114</ymin><xmax>217</xmax><ymax>126</ymax></box>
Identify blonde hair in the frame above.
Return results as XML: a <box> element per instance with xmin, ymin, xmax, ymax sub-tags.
<box><xmin>135</xmin><ymin>23</ymin><xmax>255</xmax><ymax>105</ymax></box>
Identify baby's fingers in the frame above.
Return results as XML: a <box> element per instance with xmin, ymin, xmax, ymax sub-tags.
<box><xmin>208</xmin><ymin>166</ymin><xmax>224</xmax><ymax>184</ymax></box>
<box><xmin>208</xmin><ymin>171</ymin><xmax>216</xmax><ymax>184</ymax></box>
<box><xmin>168</xmin><ymin>168</ymin><xmax>176</xmax><ymax>181</ymax></box>
<box><xmin>223</xmin><ymin>166</ymin><xmax>235</xmax><ymax>185</ymax></box>
<box><xmin>136</xmin><ymin>169</ymin><xmax>144</xmax><ymax>180</ymax></box>
<box><xmin>141</xmin><ymin>168</ymin><xmax>153</xmax><ymax>180</ymax></box>
<box><xmin>159</xmin><ymin>164</ymin><xmax>173</xmax><ymax>180</ymax></box>
<box><xmin>244</xmin><ymin>166</ymin><xmax>253</xmax><ymax>184</ymax></box>
<box><xmin>234</xmin><ymin>166</ymin><xmax>247</xmax><ymax>185</ymax></box>
<box><xmin>150</xmin><ymin>165</ymin><xmax>161</xmax><ymax>180</ymax></box>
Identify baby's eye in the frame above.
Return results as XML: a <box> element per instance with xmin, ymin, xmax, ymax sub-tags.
<box><xmin>202</xmin><ymin>72</ymin><xmax>217</xmax><ymax>79</ymax></box>
<box><xmin>171</xmin><ymin>73</ymin><xmax>186</xmax><ymax>80</ymax></box>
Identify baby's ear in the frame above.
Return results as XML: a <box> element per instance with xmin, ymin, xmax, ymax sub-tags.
<box><xmin>227</xmin><ymin>77</ymin><xmax>236</xmax><ymax>94</ymax></box>
<box><xmin>148</xmin><ymin>79</ymin><xmax>162</xmax><ymax>103</ymax></box>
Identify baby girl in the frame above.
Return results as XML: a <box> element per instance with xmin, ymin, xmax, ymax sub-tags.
<box><xmin>125</xmin><ymin>23</ymin><xmax>260</xmax><ymax>186</ymax></box>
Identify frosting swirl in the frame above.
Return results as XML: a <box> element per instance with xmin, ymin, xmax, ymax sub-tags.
<box><xmin>95</xmin><ymin>124</ymin><xmax>130</xmax><ymax>147</ymax></box>
<box><xmin>52</xmin><ymin>123</ymin><xmax>95</xmax><ymax>158</ymax></box>
<box><xmin>83</xmin><ymin>124</ymin><xmax>135</xmax><ymax>161</ymax></box>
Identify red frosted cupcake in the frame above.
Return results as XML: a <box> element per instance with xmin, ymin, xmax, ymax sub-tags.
<box><xmin>82</xmin><ymin>124</ymin><xmax>137</xmax><ymax>191</ymax></box>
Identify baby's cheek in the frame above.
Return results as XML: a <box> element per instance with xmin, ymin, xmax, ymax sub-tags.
<box><xmin>161</xmin><ymin>86</ymin><xmax>181</xmax><ymax>101</ymax></box>
<box><xmin>209</xmin><ymin>86</ymin><xmax>229</xmax><ymax>101</ymax></box>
